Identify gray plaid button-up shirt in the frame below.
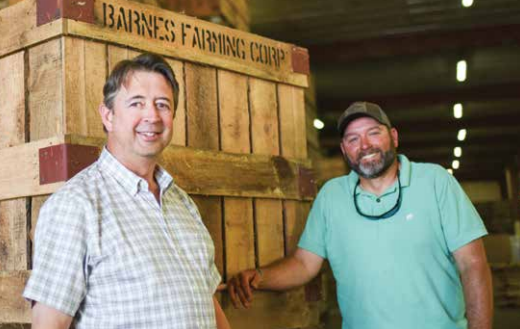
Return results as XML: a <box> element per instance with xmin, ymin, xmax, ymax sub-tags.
<box><xmin>24</xmin><ymin>148</ymin><xmax>221</xmax><ymax>328</ymax></box>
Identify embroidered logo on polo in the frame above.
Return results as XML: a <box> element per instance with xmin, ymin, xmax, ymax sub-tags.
<box><xmin>405</xmin><ymin>213</ymin><xmax>414</xmax><ymax>221</ymax></box>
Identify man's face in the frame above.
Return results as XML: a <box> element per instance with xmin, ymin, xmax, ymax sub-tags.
<box><xmin>340</xmin><ymin>117</ymin><xmax>398</xmax><ymax>179</ymax></box>
<box><xmin>99</xmin><ymin>70</ymin><xmax>174</xmax><ymax>165</ymax></box>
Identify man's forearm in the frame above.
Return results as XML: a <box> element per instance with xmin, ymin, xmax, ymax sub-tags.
<box><xmin>257</xmin><ymin>249</ymin><xmax>322</xmax><ymax>291</ymax></box>
<box><xmin>460</xmin><ymin>259</ymin><xmax>494</xmax><ymax>329</ymax></box>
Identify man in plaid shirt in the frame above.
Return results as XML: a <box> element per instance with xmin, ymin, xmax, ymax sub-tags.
<box><xmin>24</xmin><ymin>53</ymin><xmax>230</xmax><ymax>329</ymax></box>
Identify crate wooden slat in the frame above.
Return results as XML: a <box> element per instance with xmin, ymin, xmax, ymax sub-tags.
<box><xmin>0</xmin><ymin>0</ymin><xmax>314</xmax><ymax>327</ymax></box>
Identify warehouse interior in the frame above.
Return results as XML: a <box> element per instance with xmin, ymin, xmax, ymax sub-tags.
<box><xmin>0</xmin><ymin>0</ymin><xmax>519</xmax><ymax>328</ymax></box>
<box><xmin>247</xmin><ymin>0</ymin><xmax>520</xmax><ymax>327</ymax></box>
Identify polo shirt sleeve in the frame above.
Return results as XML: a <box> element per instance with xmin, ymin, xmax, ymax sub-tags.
<box><xmin>23</xmin><ymin>192</ymin><xmax>88</xmax><ymax>316</ymax></box>
<box><xmin>298</xmin><ymin>185</ymin><xmax>329</xmax><ymax>259</ymax></box>
<box><xmin>435</xmin><ymin>167</ymin><xmax>488</xmax><ymax>253</ymax></box>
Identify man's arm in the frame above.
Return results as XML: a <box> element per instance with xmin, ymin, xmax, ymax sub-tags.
<box><xmin>213</xmin><ymin>296</ymin><xmax>231</xmax><ymax>329</ymax></box>
<box><xmin>453</xmin><ymin>238</ymin><xmax>493</xmax><ymax>329</ymax></box>
<box><xmin>227</xmin><ymin>248</ymin><xmax>324</xmax><ymax>308</ymax></box>
<box><xmin>31</xmin><ymin>302</ymin><xmax>73</xmax><ymax>329</ymax></box>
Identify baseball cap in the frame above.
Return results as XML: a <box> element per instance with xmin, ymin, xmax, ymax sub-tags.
<box><xmin>337</xmin><ymin>101</ymin><xmax>392</xmax><ymax>136</ymax></box>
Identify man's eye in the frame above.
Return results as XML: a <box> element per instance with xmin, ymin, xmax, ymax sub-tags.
<box><xmin>130</xmin><ymin>102</ymin><xmax>142</xmax><ymax>107</ymax></box>
<box><xmin>347</xmin><ymin>137</ymin><xmax>359</xmax><ymax>144</ymax></box>
<box><xmin>157</xmin><ymin>103</ymin><xmax>170</xmax><ymax>110</ymax></box>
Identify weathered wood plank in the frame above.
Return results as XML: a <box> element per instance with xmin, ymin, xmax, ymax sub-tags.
<box><xmin>0</xmin><ymin>135</ymin><xmax>312</xmax><ymax>202</ymax></box>
<box><xmin>284</xmin><ymin>201</ymin><xmax>311</xmax><ymax>255</ymax></box>
<box><xmin>166</xmin><ymin>59</ymin><xmax>186</xmax><ymax>146</ymax></box>
<box><xmin>278</xmin><ymin>83</ymin><xmax>311</xmax><ymax>257</ymax></box>
<box><xmin>217</xmin><ymin>70</ymin><xmax>254</xmax><ymax>280</ymax></box>
<box><xmin>222</xmin><ymin>288</ymin><xmax>316</xmax><ymax>329</ymax></box>
<box><xmin>0</xmin><ymin>137</ymin><xmax>65</xmax><ymax>201</ymax></box>
<box><xmin>0</xmin><ymin>0</ymin><xmax>62</xmax><ymax>59</ymax></box>
<box><xmin>249</xmin><ymin>77</ymin><xmax>285</xmax><ymax>267</ymax></box>
<box><xmin>223</xmin><ymin>197</ymin><xmax>255</xmax><ymax>277</ymax></box>
<box><xmin>0</xmin><ymin>200</ymin><xmax>28</xmax><ymax>271</ymax></box>
<box><xmin>218</xmin><ymin>70</ymin><xmax>250</xmax><ymax>153</ymax></box>
<box><xmin>63</xmin><ymin>37</ymin><xmax>106</xmax><ymax>139</ymax></box>
<box><xmin>191</xmin><ymin>195</ymin><xmax>224</xmax><ymax>276</ymax></box>
<box><xmin>278</xmin><ymin>84</ymin><xmax>307</xmax><ymax>159</ymax></box>
<box><xmin>254</xmin><ymin>199</ymin><xmax>284</xmax><ymax>266</ymax></box>
<box><xmin>28</xmin><ymin>38</ymin><xmax>63</xmax><ymax>141</ymax></box>
<box><xmin>185</xmin><ymin>63</ymin><xmax>219</xmax><ymax>150</ymax></box>
<box><xmin>249</xmin><ymin>77</ymin><xmax>279</xmax><ymax>155</ymax></box>
<box><xmin>63</xmin><ymin>0</ymin><xmax>307</xmax><ymax>87</ymax></box>
<box><xmin>0</xmin><ymin>51</ymin><xmax>28</xmax><ymax>273</ymax></box>
<box><xmin>0</xmin><ymin>271</ymin><xmax>31</xmax><ymax>323</ymax></box>
<box><xmin>0</xmin><ymin>51</ymin><xmax>25</xmax><ymax>148</ymax></box>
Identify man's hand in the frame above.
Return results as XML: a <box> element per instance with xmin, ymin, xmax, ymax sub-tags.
<box><xmin>227</xmin><ymin>269</ymin><xmax>262</xmax><ymax>309</ymax></box>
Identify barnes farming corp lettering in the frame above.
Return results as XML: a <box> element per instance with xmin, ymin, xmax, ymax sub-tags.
<box><xmin>101</xmin><ymin>2</ymin><xmax>287</xmax><ymax>69</ymax></box>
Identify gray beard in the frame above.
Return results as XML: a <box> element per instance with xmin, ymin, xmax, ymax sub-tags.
<box><xmin>345</xmin><ymin>147</ymin><xmax>397</xmax><ymax>179</ymax></box>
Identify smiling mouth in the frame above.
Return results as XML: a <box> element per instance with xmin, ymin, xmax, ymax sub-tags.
<box><xmin>138</xmin><ymin>132</ymin><xmax>159</xmax><ymax>137</ymax></box>
<box><xmin>361</xmin><ymin>153</ymin><xmax>378</xmax><ymax>161</ymax></box>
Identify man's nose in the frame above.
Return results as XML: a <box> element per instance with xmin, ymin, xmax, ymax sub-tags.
<box><xmin>143</xmin><ymin>103</ymin><xmax>160</xmax><ymax>122</ymax></box>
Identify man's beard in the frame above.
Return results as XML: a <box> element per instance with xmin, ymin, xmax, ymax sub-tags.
<box><xmin>345</xmin><ymin>145</ymin><xmax>397</xmax><ymax>179</ymax></box>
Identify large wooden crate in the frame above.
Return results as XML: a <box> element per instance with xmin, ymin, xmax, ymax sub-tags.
<box><xmin>0</xmin><ymin>0</ymin><xmax>316</xmax><ymax>327</ymax></box>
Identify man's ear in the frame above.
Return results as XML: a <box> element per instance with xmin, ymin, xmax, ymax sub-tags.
<box><xmin>99</xmin><ymin>104</ymin><xmax>113</xmax><ymax>132</ymax></box>
<box><xmin>390</xmin><ymin>127</ymin><xmax>399</xmax><ymax>148</ymax></box>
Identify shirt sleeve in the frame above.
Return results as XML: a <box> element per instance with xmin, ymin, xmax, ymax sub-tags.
<box><xmin>436</xmin><ymin>168</ymin><xmax>488</xmax><ymax>252</ymax></box>
<box><xmin>298</xmin><ymin>187</ymin><xmax>329</xmax><ymax>259</ymax></box>
<box><xmin>23</xmin><ymin>192</ymin><xmax>88</xmax><ymax>316</ymax></box>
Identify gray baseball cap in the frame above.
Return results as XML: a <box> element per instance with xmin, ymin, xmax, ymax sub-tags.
<box><xmin>337</xmin><ymin>101</ymin><xmax>392</xmax><ymax>136</ymax></box>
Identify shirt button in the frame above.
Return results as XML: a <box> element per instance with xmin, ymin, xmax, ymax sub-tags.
<box><xmin>376</xmin><ymin>198</ymin><xmax>381</xmax><ymax>203</ymax></box>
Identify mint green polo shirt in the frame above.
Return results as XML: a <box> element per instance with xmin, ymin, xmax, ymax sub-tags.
<box><xmin>298</xmin><ymin>155</ymin><xmax>487</xmax><ymax>329</ymax></box>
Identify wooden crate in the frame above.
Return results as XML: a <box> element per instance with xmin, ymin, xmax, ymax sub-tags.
<box><xmin>0</xmin><ymin>0</ymin><xmax>315</xmax><ymax>327</ymax></box>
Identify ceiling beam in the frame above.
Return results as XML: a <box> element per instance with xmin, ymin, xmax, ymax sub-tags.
<box><xmin>307</xmin><ymin>24</ymin><xmax>520</xmax><ymax>63</ymax></box>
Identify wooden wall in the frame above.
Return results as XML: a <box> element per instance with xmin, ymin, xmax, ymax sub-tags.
<box><xmin>0</xmin><ymin>0</ymin><xmax>316</xmax><ymax>326</ymax></box>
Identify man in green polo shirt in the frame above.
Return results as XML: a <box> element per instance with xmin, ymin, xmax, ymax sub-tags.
<box><xmin>227</xmin><ymin>102</ymin><xmax>493</xmax><ymax>329</ymax></box>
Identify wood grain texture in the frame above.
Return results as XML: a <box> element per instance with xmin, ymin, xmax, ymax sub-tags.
<box><xmin>249</xmin><ymin>77</ymin><xmax>285</xmax><ymax>267</ymax></box>
<box><xmin>0</xmin><ymin>51</ymin><xmax>28</xmax><ymax>273</ymax></box>
<box><xmin>0</xmin><ymin>271</ymin><xmax>30</xmax><ymax>323</ymax></box>
<box><xmin>218</xmin><ymin>70</ymin><xmax>250</xmax><ymax>154</ymax></box>
<box><xmin>28</xmin><ymin>38</ymin><xmax>63</xmax><ymax>141</ymax></box>
<box><xmin>278</xmin><ymin>84</ymin><xmax>307</xmax><ymax>159</ymax></box>
<box><xmin>166</xmin><ymin>58</ymin><xmax>186</xmax><ymax>146</ymax></box>
<box><xmin>185</xmin><ymin>63</ymin><xmax>219</xmax><ymax>150</ymax></box>
<box><xmin>223</xmin><ymin>197</ymin><xmax>255</xmax><ymax>277</ymax></box>
<box><xmin>191</xmin><ymin>195</ymin><xmax>224</xmax><ymax>276</ymax></box>
<box><xmin>0</xmin><ymin>51</ymin><xmax>25</xmax><ymax>148</ymax></box>
<box><xmin>63</xmin><ymin>37</ymin><xmax>106</xmax><ymax>139</ymax></box>
<box><xmin>217</xmin><ymin>70</ymin><xmax>254</xmax><ymax>280</ymax></box>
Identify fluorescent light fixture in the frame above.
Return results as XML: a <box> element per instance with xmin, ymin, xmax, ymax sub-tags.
<box><xmin>457</xmin><ymin>129</ymin><xmax>467</xmax><ymax>141</ymax></box>
<box><xmin>452</xmin><ymin>160</ymin><xmax>460</xmax><ymax>169</ymax></box>
<box><xmin>453</xmin><ymin>103</ymin><xmax>463</xmax><ymax>119</ymax></box>
<box><xmin>457</xmin><ymin>60</ymin><xmax>467</xmax><ymax>82</ymax></box>
<box><xmin>462</xmin><ymin>0</ymin><xmax>474</xmax><ymax>8</ymax></box>
<box><xmin>454</xmin><ymin>147</ymin><xmax>462</xmax><ymax>157</ymax></box>
<box><xmin>447</xmin><ymin>168</ymin><xmax>454</xmax><ymax>175</ymax></box>
<box><xmin>313</xmin><ymin>118</ymin><xmax>325</xmax><ymax>130</ymax></box>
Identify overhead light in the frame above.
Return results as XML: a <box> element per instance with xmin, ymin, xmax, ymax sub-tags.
<box><xmin>457</xmin><ymin>129</ymin><xmax>467</xmax><ymax>141</ymax></box>
<box><xmin>462</xmin><ymin>0</ymin><xmax>474</xmax><ymax>8</ymax></box>
<box><xmin>454</xmin><ymin>147</ymin><xmax>462</xmax><ymax>157</ymax></box>
<box><xmin>453</xmin><ymin>103</ymin><xmax>463</xmax><ymax>119</ymax></box>
<box><xmin>457</xmin><ymin>60</ymin><xmax>467</xmax><ymax>82</ymax></box>
<box><xmin>313</xmin><ymin>118</ymin><xmax>325</xmax><ymax>130</ymax></box>
<box><xmin>447</xmin><ymin>168</ymin><xmax>454</xmax><ymax>175</ymax></box>
<box><xmin>452</xmin><ymin>160</ymin><xmax>460</xmax><ymax>169</ymax></box>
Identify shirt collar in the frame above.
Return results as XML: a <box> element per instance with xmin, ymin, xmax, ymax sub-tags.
<box><xmin>98</xmin><ymin>147</ymin><xmax>173</xmax><ymax>196</ymax></box>
<box><xmin>346</xmin><ymin>154</ymin><xmax>411</xmax><ymax>196</ymax></box>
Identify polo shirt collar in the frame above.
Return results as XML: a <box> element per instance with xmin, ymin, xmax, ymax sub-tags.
<box><xmin>346</xmin><ymin>154</ymin><xmax>411</xmax><ymax>196</ymax></box>
<box><xmin>98</xmin><ymin>147</ymin><xmax>173</xmax><ymax>196</ymax></box>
